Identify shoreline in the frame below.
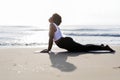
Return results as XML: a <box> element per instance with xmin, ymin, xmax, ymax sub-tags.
<box><xmin>0</xmin><ymin>44</ymin><xmax>118</xmax><ymax>48</ymax></box>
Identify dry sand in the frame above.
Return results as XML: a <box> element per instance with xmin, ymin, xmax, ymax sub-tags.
<box><xmin>0</xmin><ymin>46</ymin><xmax>120</xmax><ymax>80</ymax></box>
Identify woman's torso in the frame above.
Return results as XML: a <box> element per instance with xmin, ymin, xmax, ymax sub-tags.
<box><xmin>53</xmin><ymin>23</ymin><xmax>63</xmax><ymax>41</ymax></box>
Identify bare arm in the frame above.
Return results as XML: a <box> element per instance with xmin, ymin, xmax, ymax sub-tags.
<box><xmin>40</xmin><ymin>24</ymin><xmax>56</xmax><ymax>53</ymax></box>
<box><xmin>48</xmin><ymin>24</ymin><xmax>56</xmax><ymax>51</ymax></box>
<box><xmin>40</xmin><ymin>24</ymin><xmax>55</xmax><ymax>52</ymax></box>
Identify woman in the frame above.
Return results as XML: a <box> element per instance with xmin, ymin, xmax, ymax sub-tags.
<box><xmin>41</xmin><ymin>13</ymin><xmax>115</xmax><ymax>53</ymax></box>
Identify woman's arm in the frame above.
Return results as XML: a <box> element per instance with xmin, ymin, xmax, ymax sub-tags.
<box><xmin>48</xmin><ymin>23</ymin><xmax>56</xmax><ymax>51</ymax></box>
<box><xmin>43</xmin><ymin>24</ymin><xmax>56</xmax><ymax>52</ymax></box>
<box><xmin>40</xmin><ymin>24</ymin><xmax>56</xmax><ymax>53</ymax></box>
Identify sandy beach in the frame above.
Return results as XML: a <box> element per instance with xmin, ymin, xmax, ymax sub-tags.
<box><xmin>0</xmin><ymin>46</ymin><xmax>120</xmax><ymax>80</ymax></box>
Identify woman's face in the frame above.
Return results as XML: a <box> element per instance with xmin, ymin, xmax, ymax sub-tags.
<box><xmin>49</xmin><ymin>16</ymin><xmax>54</xmax><ymax>23</ymax></box>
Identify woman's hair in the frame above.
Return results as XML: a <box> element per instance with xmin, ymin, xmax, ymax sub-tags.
<box><xmin>52</xmin><ymin>13</ymin><xmax>62</xmax><ymax>26</ymax></box>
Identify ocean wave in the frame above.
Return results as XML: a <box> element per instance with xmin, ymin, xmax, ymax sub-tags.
<box><xmin>28</xmin><ymin>29</ymin><xmax>48</xmax><ymax>31</ymax></box>
<box><xmin>62</xmin><ymin>29</ymin><xmax>110</xmax><ymax>31</ymax></box>
<box><xmin>64</xmin><ymin>33</ymin><xmax>120</xmax><ymax>37</ymax></box>
<box><xmin>0</xmin><ymin>42</ymin><xmax>47</xmax><ymax>46</ymax></box>
<box><xmin>26</xmin><ymin>28</ymin><xmax>116</xmax><ymax>32</ymax></box>
<box><xmin>0</xmin><ymin>25</ymin><xmax>32</xmax><ymax>28</ymax></box>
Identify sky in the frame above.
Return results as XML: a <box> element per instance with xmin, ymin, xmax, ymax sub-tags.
<box><xmin>0</xmin><ymin>0</ymin><xmax>120</xmax><ymax>26</ymax></box>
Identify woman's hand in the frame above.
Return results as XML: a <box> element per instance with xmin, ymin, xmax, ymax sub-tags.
<box><xmin>40</xmin><ymin>49</ymin><xmax>49</xmax><ymax>53</ymax></box>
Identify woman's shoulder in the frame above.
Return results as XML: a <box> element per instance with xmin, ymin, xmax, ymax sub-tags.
<box><xmin>50</xmin><ymin>23</ymin><xmax>57</xmax><ymax>31</ymax></box>
<box><xmin>50</xmin><ymin>23</ymin><xmax>54</xmax><ymax>26</ymax></box>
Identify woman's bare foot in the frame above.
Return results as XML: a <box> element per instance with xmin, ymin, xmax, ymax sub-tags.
<box><xmin>105</xmin><ymin>45</ymin><xmax>115</xmax><ymax>52</ymax></box>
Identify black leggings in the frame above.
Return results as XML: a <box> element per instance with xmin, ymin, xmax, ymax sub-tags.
<box><xmin>55</xmin><ymin>37</ymin><xmax>107</xmax><ymax>52</ymax></box>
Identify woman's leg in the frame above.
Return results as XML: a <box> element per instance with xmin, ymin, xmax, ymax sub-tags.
<box><xmin>56</xmin><ymin>37</ymin><xmax>115</xmax><ymax>52</ymax></box>
<box><xmin>84</xmin><ymin>44</ymin><xmax>115</xmax><ymax>52</ymax></box>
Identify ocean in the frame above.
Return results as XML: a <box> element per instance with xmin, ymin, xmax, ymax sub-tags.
<box><xmin>0</xmin><ymin>25</ymin><xmax>120</xmax><ymax>47</ymax></box>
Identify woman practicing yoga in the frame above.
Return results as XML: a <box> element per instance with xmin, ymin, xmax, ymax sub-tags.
<box><xmin>41</xmin><ymin>13</ymin><xmax>115</xmax><ymax>53</ymax></box>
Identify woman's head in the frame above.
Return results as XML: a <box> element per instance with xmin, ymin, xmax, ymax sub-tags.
<box><xmin>49</xmin><ymin>13</ymin><xmax>62</xmax><ymax>26</ymax></box>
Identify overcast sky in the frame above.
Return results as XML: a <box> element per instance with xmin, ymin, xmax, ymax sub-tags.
<box><xmin>0</xmin><ymin>0</ymin><xmax>120</xmax><ymax>26</ymax></box>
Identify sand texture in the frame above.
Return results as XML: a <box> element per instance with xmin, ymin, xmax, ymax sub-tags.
<box><xmin>0</xmin><ymin>46</ymin><xmax>120</xmax><ymax>80</ymax></box>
